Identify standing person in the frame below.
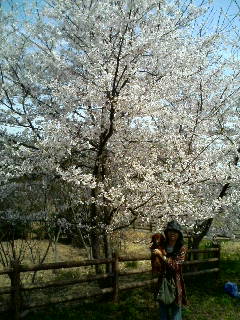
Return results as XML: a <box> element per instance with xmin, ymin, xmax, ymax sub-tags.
<box><xmin>152</xmin><ymin>220</ymin><xmax>187</xmax><ymax>320</ymax></box>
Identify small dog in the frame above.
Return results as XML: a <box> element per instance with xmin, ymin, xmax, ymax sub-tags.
<box><xmin>150</xmin><ymin>233</ymin><xmax>166</xmax><ymax>274</ymax></box>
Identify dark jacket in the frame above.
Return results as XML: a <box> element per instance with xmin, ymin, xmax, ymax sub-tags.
<box><xmin>157</xmin><ymin>220</ymin><xmax>187</xmax><ymax>306</ymax></box>
<box><xmin>157</xmin><ymin>245</ymin><xmax>187</xmax><ymax>306</ymax></box>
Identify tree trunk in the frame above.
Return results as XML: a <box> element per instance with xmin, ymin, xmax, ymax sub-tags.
<box><xmin>103</xmin><ymin>232</ymin><xmax>112</xmax><ymax>274</ymax></box>
<box><xmin>189</xmin><ymin>182</ymin><xmax>231</xmax><ymax>251</ymax></box>
<box><xmin>187</xmin><ymin>218</ymin><xmax>213</xmax><ymax>271</ymax></box>
<box><xmin>193</xmin><ymin>218</ymin><xmax>213</xmax><ymax>248</ymax></box>
<box><xmin>102</xmin><ymin>231</ymin><xmax>113</xmax><ymax>289</ymax></box>
<box><xmin>90</xmin><ymin>230</ymin><xmax>103</xmax><ymax>274</ymax></box>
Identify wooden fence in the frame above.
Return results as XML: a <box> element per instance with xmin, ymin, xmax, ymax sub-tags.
<box><xmin>0</xmin><ymin>247</ymin><xmax>220</xmax><ymax>320</ymax></box>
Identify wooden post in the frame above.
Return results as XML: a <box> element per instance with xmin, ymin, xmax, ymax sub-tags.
<box><xmin>216</xmin><ymin>243</ymin><xmax>221</xmax><ymax>279</ymax></box>
<box><xmin>10</xmin><ymin>260</ymin><xmax>22</xmax><ymax>320</ymax></box>
<box><xmin>112</xmin><ymin>250</ymin><xmax>119</xmax><ymax>303</ymax></box>
<box><xmin>217</xmin><ymin>243</ymin><xmax>221</xmax><ymax>260</ymax></box>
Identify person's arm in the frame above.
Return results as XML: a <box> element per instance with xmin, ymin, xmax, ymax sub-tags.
<box><xmin>153</xmin><ymin>246</ymin><xmax>187</xmax><ymax>272</ymax></box>
<box><xmin>165</xmin><ymin>246</ymin><xmax>187</xmax><ymax>271</ymax></box>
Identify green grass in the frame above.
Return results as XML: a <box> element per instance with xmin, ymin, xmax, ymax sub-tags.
<box><xmin>183</xmin><ymin>272</ymin><xmax>240</xmax><ymax>320</ymax></box>
<box><xmin>21</xmin><ymin>291</ymin><xmax>159</xmax><ymax>320</ymax></box>
<box><xmin>182</xmin><ymin>240</ymin><xmax>240</xmax><ymax>320</ymax></box>
<box><xmin>15</xmin><ymin>259</ymin><xmax>240</xmax><ymax>320</ymax></box>
<box><xmin>124</xmin><ymin>261</ymin><xmax>139</xmax><ymax>269</ymax></box>
<box><xmin>1</xmin><ymin>240</ymin><xmax>240</xmax><ymax>320</ymax></box>
<box><xmin>14</xmin><ymin>274</ymin><xmax>240</xmax><ymax>320</ymax></box>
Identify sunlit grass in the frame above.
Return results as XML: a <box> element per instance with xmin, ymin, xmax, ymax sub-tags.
<box><xmin>22</xmin><ymin>238</ymin><xmax>239</xmax><ymax>320</ymax></box>
<box><xmin>1</xmin><ymin>233</ymin><xmax>240</xmax><ymax>320</ymax></box>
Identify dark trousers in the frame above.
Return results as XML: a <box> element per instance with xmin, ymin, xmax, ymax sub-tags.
<box><xmin>159</xmin><ymin>302</ymin><xmax>182</xmax><ymax>320</ymax></box>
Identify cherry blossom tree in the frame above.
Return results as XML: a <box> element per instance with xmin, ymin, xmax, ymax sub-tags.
<box><xmin>1</xmin><ymin>0</ymin><xmax>240</xmax><ymax>261</ymax></box>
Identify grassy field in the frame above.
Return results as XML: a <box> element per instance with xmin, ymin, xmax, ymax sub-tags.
<box><xmin>19</xmin><ymin>258</ymin><xmax>240</xmax><ymax>320</ymax></box>
<box><xmin>0</xmin><ymin>232</ymin><xmax>240</xmax><ymax>319</ymax></box>
<box><xmin>0</xmin><ymin>230</ymin><xmax>151</xmax><ymax>287</ymax></box>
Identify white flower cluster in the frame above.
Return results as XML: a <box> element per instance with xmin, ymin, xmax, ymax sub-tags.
<box><xmin>0</xmin><ymin>0</ymin><xmax>239</xmax><ymax>235</ymax></box>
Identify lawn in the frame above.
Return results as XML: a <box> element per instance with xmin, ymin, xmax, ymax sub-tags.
<box><xmin>0</xmin><ymin>232</ymin><xmax>239</xmax><ymax>319</ymax></box>
<box><xmin>1</xmin><ymin>238</ymin><xmax>238</xmax><ymax>320</ymax></box>
<box><xmin>18</xmin><ymin>268</ymin><xmax>240</xmax><ymax>320</ymax></box>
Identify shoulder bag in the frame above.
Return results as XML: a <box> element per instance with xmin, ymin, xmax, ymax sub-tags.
<box><xmin>156</xmin><ymin>273</ymin><xmax>176</xmax><ymax>305</ymax></box>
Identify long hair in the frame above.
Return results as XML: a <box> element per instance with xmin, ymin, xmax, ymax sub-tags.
<box><xmin>164</xmin><ymin>231</ymin><xmax>184</xmax><ymax>257</ymax></box>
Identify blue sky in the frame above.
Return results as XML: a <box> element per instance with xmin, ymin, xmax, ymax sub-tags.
<box><xmin>3</xmin><ymin>0</ymin><xmax>238</xmax><ymax>43</ymax></box>
<box><xmin>2</xmin><ymin>0</ymin><xmax>240</xmax><ymax>17</ymax></box>
<box><xmin>1</xmin><ymin>0</ymin><xmax>239</xmax><ymax>55</ymax></box>
<box><xmin>1</xmin><ymin>0</ymin><xmax>239</xmax><ymax>52</ymax></box>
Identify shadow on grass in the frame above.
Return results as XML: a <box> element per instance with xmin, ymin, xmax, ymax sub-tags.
<box><xmin>4</xmin><ymin>288</ymin><xmax>159</xmax><ymax>320</ymax></box>
<box><xmin>183</xmin><ymin>264</ymin><xmax>240</xmax><ymax>320</ymax></box>
<box><xmin>1</xmin><ymin>260</ymin><xmax>240</xmax><ymax>320</ymax></box>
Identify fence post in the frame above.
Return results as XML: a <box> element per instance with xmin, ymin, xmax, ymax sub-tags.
<box><xmin>10</xmin><ymin>260</ymin><xmax>22</xmax><ymax>320</ymax></box>
<box><xmin>216</xmin><ymin>243</ymin><xmax>221</xmax><ymax>278</ymax></box>
<box><xmin>112</xmin><ymin>250</ymin><xmax>120</xmax><ymax>303</ymax></box>
<box><xmin>217</xmin><ymin>243</ymin><xmax>221</xmax><ymax>260</ymax></box>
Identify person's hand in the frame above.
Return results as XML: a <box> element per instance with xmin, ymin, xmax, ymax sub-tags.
<box><xmin>153</xmin><ymin>249</ymin><xmax>167</xmax><ymax>261</ymax></box>
<box><xmin>153</xmin><ymin>249</ymin><xmax>163</xmax><ymax>257</ymax></box>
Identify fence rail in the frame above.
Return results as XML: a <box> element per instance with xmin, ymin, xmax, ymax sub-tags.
<box><xmin>0</xmin><ymin>247</ymin><xmax>220</xmax><ymax>320</ymax></box>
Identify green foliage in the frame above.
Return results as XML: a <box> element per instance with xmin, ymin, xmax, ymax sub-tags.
<box><xmin>221</xmin><ymin>241</ymin><xmax>240</xmax><ymax>261</ymax></box>
<box><xmin>203</xmin><ymin>240</ymin><xmax>216</xmax><ymax>248</ymax></box>
<box><xmin>53</xmin><ymin>270</ymin><xmax>81</xmax><ymax>281</ymax></box>
<box><xmin>124</xmin><ymin>261</ymin><xmax>138</xmax><ymax>269</ymax></box>
<box><xmin>33</xmin><ymin>223</ymin><xmax>48</xmax><ymax>240</ymax></box>
<box><xmin>0</xmin><ymin>219</ymin><xmax>31</xmax><ymax>240</ymax></box>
